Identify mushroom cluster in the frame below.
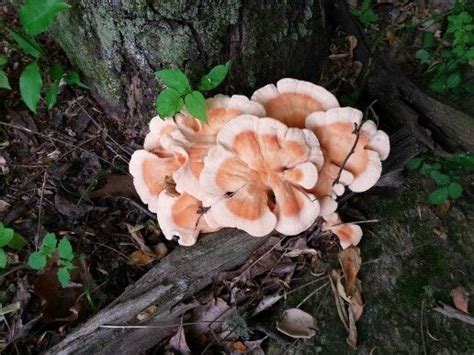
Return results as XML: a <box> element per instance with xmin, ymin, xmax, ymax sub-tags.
<box><xmin>129</xmin><ymin>79</ymin><xmax>390</xmax><ymax>248</ymax></box>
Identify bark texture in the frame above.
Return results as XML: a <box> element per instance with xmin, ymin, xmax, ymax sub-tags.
<box><xmin>50</xmin><ymin>0</ymin><xmax>330</xmax><ymax>118</ymax></box>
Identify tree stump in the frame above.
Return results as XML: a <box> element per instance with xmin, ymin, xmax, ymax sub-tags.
<box><xmin>50</xmin><ymin>0</ymin><xmax>330</xmax><ymax>118</ymax></box>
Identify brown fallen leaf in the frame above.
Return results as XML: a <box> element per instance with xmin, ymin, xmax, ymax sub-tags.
<box><xmin>167</xmin><ymin>325</ymin><xmax>191</xmax><ymax>354</ymax></box>
<box><xmin>338</xmin><ymin>246</ymin><xmax>361</xmax><ymax>298</ymax></box>
<box><xmin>136</xmin><ymin>304</ymin><xmax>157</xmax><ymax>321</ymax></box>
<box><xmin>88</xmin><ymin>175</ymin><xmax>138</xmax><ymax>199</ymax></box>
<box><xmin>276</xmin><ymin>308</ymin><xmax>317</xmax><ymax>339</ymax></box>
<box><xmin>229</xmin><ymin>341</ymin><xmax>247</xmax><ymax>353</ymax></box>
<box><xmin>129</xmin><ymin>250</ymin><xmax>155</xmax><ymax>266</ymax></box>
<box><xmin>33</xmin><ymin>257</ymin><xmax>94</xmax><ymax>323</ymax></box>
<box><xmin>451</xmin><ymin>287</ymin><xmax>469</xmax><ymax>314</ymax></box>
<box><xmin>435</xmin><ymin>200</ymin><xmax>451</xmax><ymax>218</ymax></box>
<box><xmin>153</xmin><ymin>242</ymin><xmax>168</xmax><ymax>260</ymax></box>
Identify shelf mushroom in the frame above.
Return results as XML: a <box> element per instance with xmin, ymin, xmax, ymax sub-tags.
<box><xmin>129</xmin><ymin>95</ymin><xmax>265</xmax><ymax>246</ymax></box>
<box><xmin>200</xmin><ymin>115</ymin><xmax>323</xmax><ymax>237</ymax></box>
<box><xmin>322</xmin><ymin>213</ymin><xmax>362</xmax><ymax>249</ymax></box>
<box><xmin>251</xmin><ymin>78</ymin><xmax>339</xmax><ymax>128</ymax></box>
<box><xmin>305</xmin><ymin>107</ymin><xmax>390</xmax><ymax>195</ymax></box>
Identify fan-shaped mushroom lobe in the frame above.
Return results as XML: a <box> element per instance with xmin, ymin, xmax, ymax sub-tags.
<box><xmin>251</xmin><ymin>78</ymin><xmax>339</xmax><ymax>128</ymax></box>
<box><xmin>305</xmin><ymin>107</ymin><xmax>390</xmax><ymax>193</ymax></box>
<box><xmin>200</xmin><ymin>115</ymin><xmax>322</xmax><ymax>236</ymax></box>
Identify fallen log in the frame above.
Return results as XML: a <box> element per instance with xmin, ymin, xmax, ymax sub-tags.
<box><xmin>45</xmin><ymin>230</ymin><xmax>273</xmax><ymax>354</ymax></box>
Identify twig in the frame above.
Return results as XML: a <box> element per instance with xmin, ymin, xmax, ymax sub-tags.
<box><xmin>332</xmin><ymin>100</ymin><xmax>377</xmax><ymax>186</ymax></box>
<box><xmin>0</xmin><ymin>122</ymin><xmax>117</xmax><ymax>168</ymax></box>
<box><xmin>100</xmin><ymin>320</ymin><xmax>226</xmax><ymax>329</ymax></box>
<box><xmin>420</xmin><ymin>300</ymin><xmax>427</xmax><ymax>355</ymax></box>
<box><xmin>296</xmin><ymin>282</ymin><xmax>329</xmax><ymax>309</ymax></box>
<box><xmin>36</xmin><ymin>171</ymin><xmax>48</xmax><ymax>248</ymax></box>
<box><xmin>433</xmin><ymin>303</ymin><xmax>474</xmax><ymax>326</ymax></box>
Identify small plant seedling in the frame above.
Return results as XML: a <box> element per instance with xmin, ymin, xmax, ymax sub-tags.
<box><xmin>352</xmin><ymin>0</ymin><xmax>379</xmax><ymax>28</ymax></box>
<box><xmin>28</xmin><ymin>233</ymin><xmax>77</xmax><ymax>288</ymax></box>
<box><xmin>0</xmin><ymin>223</ymin><xmax>27</xmax><ymax>269</ymax></box>
<box><xmin>1</xmin><ymin>0</ymin><xmax>88</xmax><ymax>113</ymax></box>
<box><xmin>155</xmin><ymin>61</ymin><xmax>231</xmax><ymax>122</ymax></box>
<box><xmin>406</xmin><ymin>153</ymin><xmax>471</xmax><ymax>205</ymax></box>
<box><xmin>415</xmin><ymin>0</ymin><xmax>474</xmax><ymax>95</ymax></box>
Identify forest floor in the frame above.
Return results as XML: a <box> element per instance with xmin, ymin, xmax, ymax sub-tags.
<box><xmin>1</xmin><ymin>0</ymin><xmax>473</xmax><ymax>354</ymax></box>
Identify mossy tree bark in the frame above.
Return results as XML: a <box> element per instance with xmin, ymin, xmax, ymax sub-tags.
<box><xmin>50</xmin><ymin>0</ymin><xmax>330</xmax><ymax>119</ymax></box>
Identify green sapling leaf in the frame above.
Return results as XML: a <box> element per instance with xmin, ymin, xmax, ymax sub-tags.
<box><xmin>447</xmin><ymin>182</ymin><xmax>462</xmax><ymax>199</ymax></box>
<box><xmin>28</xmin><ymin>252</ymin><xmax>47</xmax><ymax>270</ymax></box>
<box><xmin>428</xmin><ymin>187</ymin><xmax>449</xmax><ymax>205</ymax></box>
<box><xmin>185</xmin><ymin>91</ymin><xmax>207</xmax><ymax>122</ymax></box>
<box><xmin>155</xmin><ymin>69</ymin><xmax>191</xmax><ymax>96</ymax></box>
<box><xmin>198</xmin><ymin>61</ymin><xmax>230</xmax><ymax>91</ymax></box>
<box><xmin>156</xmin><ymin>88</ymin><xmax>184</xmax><ymax>117</ymax></box>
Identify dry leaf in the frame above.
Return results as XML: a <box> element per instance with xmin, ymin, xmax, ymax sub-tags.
<box><xmin>88</xmin><ymin>175</ymin><xmax>138</xmax><ymax>199</ymax></box>
<box><xmin>167</xmin><ymin>325</ymin><xmax>191</xmax><ymax>354</ymax></box>
<box><xmin>252</xmin><ymin>291</ymin><xmax>284</xmax><ymax>317</ymax></box>
<box><xmin>190</xmin><ymin>297</ymin><xmax>232</xmax><ymax>340</ymax></box>
<box><xmin>125</xmin><ymin>223</ymin><xmax>152</xmax><ymax>253</ymax></box>
<box><xmin>129</xmin><ymin>250</ymin><xmax>154</xmax><ymax>266</ymax></box>
<box><xmin>136</xmin><ymin>304</ymin><xmax>157</xmax><ymax>321</ymax></box>
<box><xmin>338</xmin><ymin>246</ymin><xmax>361</xmax><ymax>298</ymax></box>
<box><xmin>329</xmin><ymin>269</ymin><xmax>349</xmax><ymax>330</ymax></box>
<box><xmin>33</xmin><ymin>257</ymin><xmax>94</xmax><ymax>323</ymax></box>
<box><xmin>451</xmin><ymin>287</ymin><xmax>469</xmax><ymax>314</ymax></box>
<box><xmin>164</xmin><ymin>175</ymin><xmax>179</xmax><ymax>197</ymax></box>
<box><xmin>347</xmin><ymin>306</ymin><xmax>358</xmax><ymax>349</ymax></box>
<box><xmin>229</xmin><ymin>341</ymin><xmax>247</xmax><ymax>353</ymax></box>
<box><xmin>435</xmin><ymin>200</ymin><xmax>451</xmax><ymax>218</ymax></box>
<box><xmin>276</xmin><ymin>308</ymin><xmax>317</xmax><ymax>339</ymax></box>
<box><xmin>153</xmin><ymin>242</ymin><xmax>168</xmax><ymax>260</ymax></box>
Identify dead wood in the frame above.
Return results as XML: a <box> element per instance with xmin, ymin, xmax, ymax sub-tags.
<box><xmin>332</xmin><ymin>0</ymin><xmax>474</xmax><ymax>152</ymax></box>
<box><xmin>433</xmin><ymin>303</ymin><xmax>474</xmax><ymax>326</ymax></box>
<box><xmin>45</xmin><ymin>231</ymin><xmax>273</xmax><ymax>354</ymax></box>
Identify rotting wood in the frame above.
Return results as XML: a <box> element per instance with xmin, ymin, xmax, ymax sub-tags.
<box><xmin>45</xmin><ymin>230</ymin><xmax>273</xmax><ymax>354</ymax></box>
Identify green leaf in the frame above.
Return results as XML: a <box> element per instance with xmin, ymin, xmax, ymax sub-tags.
<box><xmin>0</xmin><ymin>70</ymin><xmax>11</xmax><ymax>90</ymax></box>
<box><xmin>415</xmin><ymin>49</ymin><xmax>431</xmax><ymax>64</ymax></box>
<box><xmin>448</xmin><ymin>182</ymin><xmax>462</xmax><ymax>199</ymax></box>
<box><xmin>155</xmin><ymin>88</ymin><xmax>184</xmax><ymax>117</ymax></box>
<box><xmin>0</xmin><ymin>55</ymin><xmax>8</xmax><ymax>68</ymax></box>
<box><xmin>7</xmin><ymin>28</ymin><xmax>44</xmax><ymax>58</ymax></box>
<box><xmin>0</xmin><ymin>224</ymin><xmax>14</xmax><ymax>248</ymax></box>
<box><xmin>65</xmin><ymin>71</ymin><xmax>89</xmax><ymax>89</ymax></box>
<box><xmin>28</xmin><ymin>252</ymin><xmax>47</xmax><ymax>270</ymax></box>
<box><xmin>58</xmin><ymin>237</ymin><xmax>74</xmax><ymax>261</ymax></box>
<box><xmin>8</xmin><ymin>233</ymin><xmax>27</xmax><ymax>251</ymax></box>
<box><xmin>427</xmin><ymin>187</ymin><xmax>449</xmax><ymax>205</ymax></box>
<box><xmin>419</xmin><ymin>162</ymin><xmax>432</xmax><ymax>175</ymax></box>
<box><xmin>46</xmin><ymin>79</ymin><xmax>61</xmax><ymax>109</ymax></box>
<box><xmin>430</xmin><ymin>170</ymin><xmax>450</xmax><ymax>185</ymax></box>
<box><xmin>444</xmin><ymin>153</ymin><xmax>474</xmax><ymax>168</ymax></box>
<box><xmin>406</xmin><ymin>157</ymin><xmax>423</xmax><ymax>170</ymax></box>
<box><xmin>431</xmin><ymin>163</ymin><xmax>441</xmax><ymax>171</ymax></box>
<box><xmin>0</xmin><ymin>248</ymin><xmax>6</xmax><ymax>268</ymax></box>
<box><xmin>50</xmin><ymin>63</ymin><xmax>65</xmax><ymax>81</ymax></box>
<box><xmin>57</xmin><ymin>267</ymin><xmax>71</xmax><ymax>288</ymax></box>
<box><xmin>155</xmin><ymin>69</ymin><xmax>191</xmax><ymax>96</ymax></box>
<box><xmin>41</xmin><ymin>232</ymin><xmax>57</xmax><ymax>254</ymax></box>
<box><xmin>198</xmin><ymin>61</ymin><xmax>230</xmax><ymax>91</ymax></box>
<box><xmin>430</xmin><ymin>75</ymin><xmax>447</xmax><ymax>94</ymax></box>
<box><xmin>19</xmin><ymin>62</ymin><xmax>42</xmax><ymax>113</ymax></box>
<box><xmin>20</xmin><ymin>0</ymin><xmax>71</xmax><ymax>36</ymax></box>
<box><xmin>446</xmin><ymin>72</ymin><xmax>461</xmax><ymax>88</ymax></box>
<box><xmin>422</xmin><ymin>32</ymin><xmax>435</xmax><ymax>49</ymax></box>
<box><xmin>185</xmin><ymin>91</ymin><xmax>207</xmax><ymax>122</ymax></box>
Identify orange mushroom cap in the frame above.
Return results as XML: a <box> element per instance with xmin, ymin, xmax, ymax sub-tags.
<box><xmin>305</xmin><ymin>107</ymin><xmax>390</xmax><ymax>193</ymax></box>
<box><xmin>128</xmin><ymin>149</ymin><xmax>181</xmax><ymax>213</ymax></box>
<box><xmin>251</xmin><ymin>78</ymin><xmax>339</xmax><ymax>128</ymax></box>
<box><xmin>200</xmin><ymin>115</ymin><xmax>322</xmax><ymax>237</ymax></box>
<box><xmin>157</xmin><ymin>191</ymin><xmax>220</xmax><ymax>246</ymax></box>
<box><xmin>322</xmin><ymin>213</ymin><xmax>362</xmax><ymax>249</ymax></box>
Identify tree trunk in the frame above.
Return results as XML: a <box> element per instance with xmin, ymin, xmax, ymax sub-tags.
<box><xmin>50</xmin><ymin>0</ymin><xmax>330</xmax><ymax>119</ymax></box>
